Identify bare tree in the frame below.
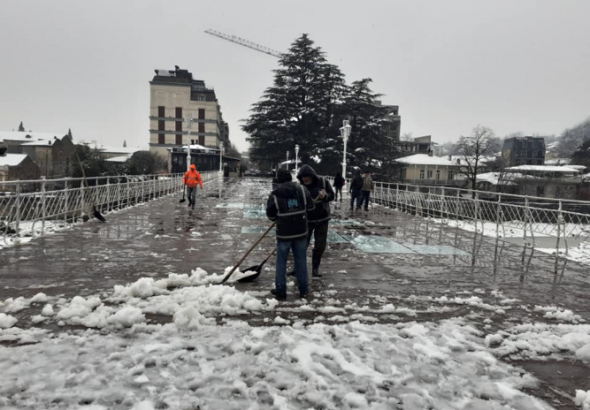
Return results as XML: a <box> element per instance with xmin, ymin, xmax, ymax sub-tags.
<box><xmin>457</xmin><ymin>125</ymin><xmax>496</xmax><ymax>197</ymax></box>
<box><xmin>400</xmin><ymin>132</ymin><xmax>413</xmax><ymax>142</ymax></box>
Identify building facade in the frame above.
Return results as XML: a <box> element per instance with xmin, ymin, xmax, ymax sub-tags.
<box><xmin>149</xmin><ymin>67</ymin><xmax>229</xmax><ymax>158</ymax></box>
<box><xmin>20</xmin><ymin>136</ymin><xmax>76</xmax><ymax>178</ymax></box>
<box><xmin>502</xmin><ymin>136</ymin><xmax>545</xmax><ymax>167</ymax></box>
<box><xmin>0</xmin><ymin>146</ymin><xmax>41</xmax><ymax>191</ymax></box>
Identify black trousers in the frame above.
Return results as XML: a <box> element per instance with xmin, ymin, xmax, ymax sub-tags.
<box><xmin>306</xmin><ymin>221</ymin><xmax>329</xmax><ymax>270</ymax></box>
<box><xmin>334</xmin><ymin>187</ymin><xmax>343</xmax><ymax>201</ymax></box>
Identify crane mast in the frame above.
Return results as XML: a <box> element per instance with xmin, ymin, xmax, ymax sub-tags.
<box><xmin>204</xmin><ymin>29</ymin><xmax>282</xmax><ymax>58</ymax></box>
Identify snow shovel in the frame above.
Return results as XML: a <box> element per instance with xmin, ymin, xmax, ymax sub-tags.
<box><xmin>76</xmin><ymin>154</ymin><xmax>106</xmax><ymax>223</ymax></box>
<box><xmin>179</xmin><ymin>186</ymin><xmax>186</xmax><ymax>203</ymax></box>
<box><xmin>221</xmin><ymin>222</ymin><xmax>276</xmax><ymax>284</ymax></box>
<box><xmin>237</xmin><ymin>247</ymin><xmax>277</xmax><ymax>283</ymax></box>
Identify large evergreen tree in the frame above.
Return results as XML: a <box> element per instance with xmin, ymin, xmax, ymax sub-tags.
<box><xmin>18</xmin><ymin>122</ymin><xmax>25</xmax><ymax>132</ymax></box>
<box><xmin>243</xmin><ymin>34</ymin><xmax>345</xmax><ymax>167</ymax></box>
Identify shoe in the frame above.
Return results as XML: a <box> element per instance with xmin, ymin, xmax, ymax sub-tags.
<box><xmin>300</xmin><ymin>293</ymin><xmax>308</xmax><ymax>299</ymax></box>
<box><xmin>287</xmin><ymin>270</ymin><xmax>296</xmax><ymax>277</ymax></box>
<box><xmin>312</xmin><ymin>268</ymin><xmax>322</xmax><ymax>278</ymax></box>
<box><xmin>270</xmin><ymin>289</ymin><xmax>286</xmax><ymax>300</ymax></box>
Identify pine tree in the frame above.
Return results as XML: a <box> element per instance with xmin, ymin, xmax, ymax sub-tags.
<box><xmin>18</xmin><ymin>122</ymin><xmax>25</xmax><ymax>132</ymax></box>
<box><xmin>67</xmin><ymin>129</ymin><xmax>73</xmax><ymax>140</ymax></box>
<box><xmin>123</xmin><ymin>140</ymin><xmax>127</xmax><ymax>147</ymax></box>
<box><xmin>243</xmin><ymin>34</ymin><xmax>345</xmax><ymax>167</ymax></box>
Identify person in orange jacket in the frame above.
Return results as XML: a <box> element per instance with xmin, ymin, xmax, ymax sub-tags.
<box><xmin>183</xmin><ymin>164</ymin><xmax>203</xmax><ymax>209</ymax></box>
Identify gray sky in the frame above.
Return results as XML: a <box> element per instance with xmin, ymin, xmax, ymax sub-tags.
<box><xmin>1</xmin><ymin>0</ymin><xmax>589</xmax><ymax>152</ymax></box>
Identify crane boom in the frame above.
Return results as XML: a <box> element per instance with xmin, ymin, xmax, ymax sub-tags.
<box><xmin>204</xmin><ymin>29</ymin><xmax>282</xmax><ymax>58</ymax></box>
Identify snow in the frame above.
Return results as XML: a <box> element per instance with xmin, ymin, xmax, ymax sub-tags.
<box><xmin>0</xmin><ymin>316</ymin><xmax>553</xmax><ymax>409</ymax></box>
<box><xmin>506</xmin><ymin>165</ymin><xmax>582</xmax><ymax>173</ymax></box>
<box><xmin>395</xmin><ymin>153</ymin><xmax>457</xmax><ymax>166</ymax></box>
<box><xmin>105</xmin><ymin>154</ymin><xmax>132</xmax><ymax>163</ymax></box>
<box><xmin>30</xmin><ymin>292</ymin><xmax>48</xmax><ymax>303</ymax></box>
<box><xmin>0</xmin><ymin>130</ymin><xmax>62</xmax><ymax>143</ymax></box>
<box><xmin>576</xmin><ymin>390</ymin><xmax>590</xmax><ymax>409</ymax></box>
<box><xmin>0</xmin><ymin>313</ymin><xmax>17</xmax><ymax>329</ymax></box>
<box><xmin>0</xmin><ymin>153</ymin><xmax>27</xmax><ymax>167</ymax></box>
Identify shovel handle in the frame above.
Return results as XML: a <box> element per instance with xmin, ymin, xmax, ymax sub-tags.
<box><xmin>221</xmin><ymin>222</ymin><xmax>276</xmax><ymax>284</ymax></box>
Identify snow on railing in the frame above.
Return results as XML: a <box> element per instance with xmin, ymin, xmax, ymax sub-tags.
<box><xmin>0</xmin><ymin>171</ymin><xmax>218</xmax><ymax>246</ymax></box>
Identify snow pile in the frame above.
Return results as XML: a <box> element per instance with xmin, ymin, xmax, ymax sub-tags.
<box><xmin>0</xmin><ymin>313</ymin><xmax>17</xmax><ymax>329</ymax></box>
<box><xmin>534</xmin><ymin>305</ymin><xmax>584</xmax><ymax>323</ymax></box>
<box><xmin>0</xmin><ymin>296</ymin><xmax>30</xmax><ymax>313</ymax></box>
<box><xmin>486</xmin><ymin>322</ymin><xmax>590</xmax><ymax>361</ymax></box>
<box><xmin>0</xmin><ymin>318</ymin><xmax>552</xmax><ymax>409</ymax></box>
<box><xmin>576</xmin><ymin>390</ymin><xmax>590</xmax><ymax>409</ymax></box>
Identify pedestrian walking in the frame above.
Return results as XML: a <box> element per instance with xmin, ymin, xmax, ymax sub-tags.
<box><xmin>349</xmin><ymin>169</ymin><xmax>364</xmax><ymax>211</ymax></box>
<box><xmin>183</xmin><ymin>164</ymin><xmax>203</xmax><ymax>210</ymax></box>
<box><xmin>297</xmin><ymin>165</ymin><xmax>335</xmax><ymax>278</ymax></box>
<box><xmin>266</xmin><ymin>169</ymin><xmax>314</xmax><ymax>300</ymax></box>
<box><xmin>333</xmin><ymin>172</ymin><xmax>345</xmax><ymax>202</ymax></box>
<box><xmin>360</xmin><ymin>171</ymin><xmax>374</xmax><ymax>211</ymax></box>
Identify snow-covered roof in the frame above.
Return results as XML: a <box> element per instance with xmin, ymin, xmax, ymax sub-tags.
<box><xmin>105</xmin><ymin>154</ymin><xmax>132</xmax><ymax>163</ymax></box>
<box><xmin>475</xmin><ymin>172</ymin><xmax>517</xmax><ymax>186</ymax></box>
<box><xmin>395</xmin><ymin>154</ymin><xmax>456</xmax><ymax>166</ymax></box>
<box><xmin>545</xmin><ymin>158</ymin><xmax>571</xmax><ymax>166</ymax></box>
<box><xmin>95</xmin><ymin>145</ymin><xmax>142</xmax><ymax>154</ymax></box>
<box><xmin>20</xmin><ymin>139</ymin><xmax>56</xmax><ymax>147</ymax></box>
<box><xmin>449</xmin><ymin>155</ymin><xmax>496</xmax><ymax>165</ymax></box>
<box><xmin>569</xmin><ymin>165</ymin><xmax>587</xmax><ymax>171</ymax></box>
<box><xmin>0</xmin><ymin>153</ymin><xmax>28</xmax><ymax>167</ymax></box>
<box><xmin>506</xmin><ymin>165</ymin><xmax>582</xmax><ymax>173</ymax></box>
<box><xmin>0</xmin><ymin>131</ymin><xmax>64</xmax><ymax>143</ymax></box>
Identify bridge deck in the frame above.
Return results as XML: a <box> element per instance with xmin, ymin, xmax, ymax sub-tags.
<box><xmin>1</xmin><ymin>177</ymin><xmax>589</xmax><ymax>409</ymax></box>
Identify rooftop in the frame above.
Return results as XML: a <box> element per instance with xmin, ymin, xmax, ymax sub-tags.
<box><xmin>506</xmin><ymin>165</ymin><xmax>582</xmax><ymax>173</ymax></box>
<box><xmin>0</xmin><ymin>131</ymin><xmax>65</xmax><ymax>143</ymax></box>
<box><xmin>395</xmin><ymin>154</ymin><xmax>456</xmax><ymax>166</ymax></box>
<box><xmin>0</xmin><ymin>153</ymin><xmax>27</xmax><ymax>167</ymax></box>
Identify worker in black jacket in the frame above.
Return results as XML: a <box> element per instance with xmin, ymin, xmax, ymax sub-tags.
<box><xmin>296</xmin><ymin>165</ymin><xmax>335</xmax><ymax>278</ymax></box>
<box><xmin>349</xmin><ymin>169</ymin><xmax>364</xmax><ymax>211</ymax></box>
<box><xmin>266</xmin><ymin>169</ymin><xmax>315</xmax><ymax>299</ymax></box>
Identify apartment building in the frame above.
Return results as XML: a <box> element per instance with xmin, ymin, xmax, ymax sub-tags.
<box><xmin>149</xmin><ymin>66</ymin><xmax>229</xmax><ymax>158</ymax></box>
<box><xmin>502</xmin><ymin>136</ymin><xmax>545</xmax><ymax>166</ymax></box>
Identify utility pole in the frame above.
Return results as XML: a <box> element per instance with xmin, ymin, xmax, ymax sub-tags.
<box><xmin>340</xmin><ymin>120</ymin><xmax>351</xmax><ymax>179</ymax></box>
<box><xmin>185</xmin><ymin>113</ymin><xmax>192</xmax><ymax>171</ymax></box>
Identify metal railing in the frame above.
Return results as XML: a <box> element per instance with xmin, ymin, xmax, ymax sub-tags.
<box><xmin>1</xmin><ymin>171</ymin><xmax>218</xmax><ymax>245</ymax></box>
<box><xmin>325</xmin><ymin>177</ymin><xmax>590</xmax><ymax>251</ymax></box>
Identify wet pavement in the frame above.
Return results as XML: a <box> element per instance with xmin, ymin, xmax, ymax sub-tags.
<box><xmin>1</xmin><ymin>176</ymin><xmax>590</xmax><ymax>408</ymax></box>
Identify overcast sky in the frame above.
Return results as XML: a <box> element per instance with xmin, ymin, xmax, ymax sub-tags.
<box><xmin>1</xmin><ymin>0</ymin><xmax>589</xmax><ymax>152</ymax></box>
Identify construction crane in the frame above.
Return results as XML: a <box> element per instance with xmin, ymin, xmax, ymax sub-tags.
<box><xmin>204</xmin><ymin>29</ymin><xmax>282</xmax><ymax>58</ymax></box>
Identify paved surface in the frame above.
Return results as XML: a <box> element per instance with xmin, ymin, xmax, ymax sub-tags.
<box><xmin>1</xmin><ymin>176</ymin><xmax>590</xmax><ymax>408</ymax></box>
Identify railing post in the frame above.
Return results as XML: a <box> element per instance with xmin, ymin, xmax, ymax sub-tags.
<box><xmin>441</xmin><ymin>188</ymin><xmax>446</xmax><ymax>223</ymax></box>
<box><xmin>523</xmin><ymin>197</ymin><xmax>528</xmax><ymax>245</ymax></box>
<box><xmin>64</xmin><ymin>178</ymin><xmax>69</xmax><ymax>223</ymax></box>
<box><xmin>126</xmin><ymin>177</ymin><xmax>131</xmax><ymax>208</ymax></box>
<box><xmin>117</xmin><ymin>178</ymin><xmax>121</xmax><ymax>210</ymax></box>
<box><xmin>15</xmin><ymin>183</ymin><xmax>22</xmax><ymax>239</ymax></box>
<box><xmin>474</xmin><ymin>192</ymin><xmax>480</xmax><ymax>233</ymax></box>
<box><xmin>141</xmin><ymin>177</ymin><xmax>145</xmax><ymax>203</ymax></box>
<box><xmin>41</xmin><ymin>176</ymin><xmax>46</xmax><ymax>236</ymax></box>
<box><xmin>106</xmin><ymin>178</ymin><xmax>111</xmax><ymax>212</ymax></box>
<box><xmin>495</xmin><ymin>193</ymin><xmax>502</xmax><ymax>237</ymax></box>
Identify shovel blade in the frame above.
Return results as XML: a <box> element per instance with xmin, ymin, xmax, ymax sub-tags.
<box><xmin>93</xmin><ymin>207</ymin><xmax>106</xmax><ymax>223</ymax></box>
<box><xmin>237</xmin><ymin>265</ymin><xmax>262</xmax><ymax>283</ymax></box>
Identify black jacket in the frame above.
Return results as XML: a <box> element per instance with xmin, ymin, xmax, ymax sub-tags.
<box><xmin>334</xmin><ymin>174</ymin><xmax>345</xmax><ymax>189</ymax></box>
<box><xmin>266</xmin><ymin>181</ymin><xmax>314</xmax><ymax>240</ymax></box>
<box><xmin>350</xmin><ymin>171</ymin><xmax>364</xmax><ymax>191</ymax></box>
<box><xmin>296</xmin><ymin>165</ymin><xmax>334</xmax><ymax>223</ymax></box>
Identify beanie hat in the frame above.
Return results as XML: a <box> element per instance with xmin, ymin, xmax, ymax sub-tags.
<box><xmin>277</xmin><ymin>169</ymin><xmax>292</xmax><ymax>183</ymax></box>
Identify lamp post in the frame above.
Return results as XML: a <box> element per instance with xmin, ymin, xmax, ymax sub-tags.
<box><xmin>340</xmin><ymin>119</ymin><xmax>351</xmax><ymax>179</ymax></box>
<box><xmin>185</xmin><ymin>113</ymin><xmax>192</xmax><ymax>172</ymax></box>
<box><xmin>286</xmin><ymin>151</ymin><xmax>289</xmax><ymax>170</ymax></box>
<box><xmin>219</xmin><ymin>143</ymin><xmax>224</xmax><ymax>175</ymax></box>
<box><xmin>295</xmin><ymin>144</ymin><xmax>300</xmax><ymax>175</ymax></box>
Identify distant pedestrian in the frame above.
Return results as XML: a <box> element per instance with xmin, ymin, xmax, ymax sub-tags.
<box><xmin>333</xmin><ymin>172</ymin><xmax>345</xmax><ymax>202</ymax></box>
<box><xmin>360</xmin><ymin>171</ymin><xmax>374</xmax><ymax>211</ymax></box>
<box><xmin>183</xmin><ymin>164</ymin><xmax>203</xmax><ymax>210</ymax></box>
<box><xmin>296</xmin><ymin>165</ymin><xmax>335</xmax><ymax>278</ymax></box>
<box><xmin>266</xmin><ymin>169</ymin><xmax>314</xmax><ymax>300</ymax></box>
<box><xmin>349</xmin><ymin>169</ymin><xmax>364</xmax><ymax>211</ymax></box>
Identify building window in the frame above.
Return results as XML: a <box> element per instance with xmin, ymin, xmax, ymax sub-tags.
<box><xmin>198</xmin><ymin>95</ymin><xmax>206</xmax><ymax>101</ymax></box>
<box><xmin>419</xmin><ymin>169</ymin><xmax>425</xmax><ymax>179</ymax></box>
<box><xmin>198</xmin><ymin>123</ymin><xmax>205</xmax><ymax>133</ymax></box>
<box><xmin>198</xmin><ymin>109</ymin><xmax>205</xmax><ymax>119</ymax></box>
<box><xmin>191</xmin><ymin>139</ymin><xmax>195</xmax><ymax>145</ymax></box>
<box><xmin>176</xmin><ymin>134</ymin><xmax>182</xmax><ymax>145</ymax></box>
<box><xmin>175</xmin><ymin>107</ymin><xmax>183</xmax><ymax>118</ymax></box>
<box><xmin>436</xmin><ymin>169</ymin><xmax>440</xmax><ymax>180</ymax></box>
<box><xmin>427</xmin><ymin>170</ymin><xmax>433</xmax><ymax>179</ymax></box>
<box><xmin>158</xmin><ymin>120</ymin><xmax>165</xmax><ymax>131</ymax></box>
<box><xmin>448</xmin><ymin>170</ymin><xmax>454</xmax><ymax>180</ymax></box>
<box><xmin>158</xmin><ymin>133</ymin><xmax>165</xmax><ymax>144</ymax></box>
<box><xmin>176</xmin><ymin>121</ymin><xmax>182</xmax><ymax>132</ymax></box>
<box><xmin>158</xmin><ymin>106</ymin><xmax>165</xmax><ymax>117</ymax></box>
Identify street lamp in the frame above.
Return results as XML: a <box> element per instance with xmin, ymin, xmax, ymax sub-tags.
<box><xmin>219</xmin><ymin>143</ymin><xmax>224</xmax><ymax>175</ymax></box>
<box><xmin>340</xmin><ymin>119</ymin><xmax>351</xmax><ymax>179</ymax></box>
<box><xmin>185</xmin><ymin>113</ymin><xmax>192</xmax><ymax>172</ymax></box>
<box><xmin>295</xmin><ymin>144</ymin><xmax>300</xmax><ymax>175</ymax></box>
<box><xmin>286</xmin><ymin>151</ymin><xmax>289</xmax><ymax>170</ymax></box>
